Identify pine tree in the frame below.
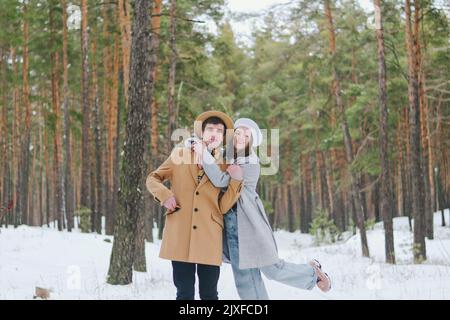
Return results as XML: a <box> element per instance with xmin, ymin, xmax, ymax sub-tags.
<box><xmin>374</xmin><ymin>0</ymin><xmax>395</xmax><ymax>264</ymax></box>
<box><xmin>107</xmin><ymin>0</ymin><xmax>152</xmax><ymax>285</ymax></box>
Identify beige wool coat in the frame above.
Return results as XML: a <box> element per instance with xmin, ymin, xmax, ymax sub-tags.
<box><xmin>146</xmin><ymin>146</ymin><xmax>243</xmax><ymax>266</ymax></box>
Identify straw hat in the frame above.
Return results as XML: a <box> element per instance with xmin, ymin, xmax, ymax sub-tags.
<box><xmin>194</xmin><ymin>110</ymin><xmax>234</xmax><ymax>145</ymax></box>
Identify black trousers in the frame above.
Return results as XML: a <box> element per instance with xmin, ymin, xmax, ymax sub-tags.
<box><xmin>171</xmin><ymin>261</ymin><xmax>220</xmax><ymax>300</ymax></box>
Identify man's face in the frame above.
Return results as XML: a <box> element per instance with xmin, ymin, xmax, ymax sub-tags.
<box><xmin>202</xmin><ymin>123</ymin><xmax>225</xmax><ymax>149</ymax></box>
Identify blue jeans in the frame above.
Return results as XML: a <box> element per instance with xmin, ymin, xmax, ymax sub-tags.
<box><xmin>224</xmin><ymin>207</ymin><xmax>318</xmax><ymax>300</ymax></box>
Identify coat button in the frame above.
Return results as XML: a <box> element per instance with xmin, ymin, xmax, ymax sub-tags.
<box><xmin>193</xmin><ymin>225</ymin><xmax>197</xmax><ymax>229</ymax></box>
<box><xmin>194</xmin><ymin>208</ymin><xmax>198</xmax><ymax>212</ymax></box>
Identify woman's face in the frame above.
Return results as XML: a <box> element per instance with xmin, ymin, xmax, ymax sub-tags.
<box><xmin>233</xmin><ymin>126</ymin><xmax>252</xmax><ymax>151</ymax></box>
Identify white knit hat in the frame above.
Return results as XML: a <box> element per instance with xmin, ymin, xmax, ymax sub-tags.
<box><xmin>234</xmin><ymin>118</ymin><xmax>263</xmax><ymax>147</ymax></box>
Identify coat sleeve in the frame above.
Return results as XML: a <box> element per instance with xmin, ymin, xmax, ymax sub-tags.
<box><xmin>214</xmin><ymin>163</ymin><xmax>260</xmax><ymax>214</ymax></box>
<box><xmin>202</xmin><ymin>152</ymin><xmax>231</xmax><ymax>188</ymax></box>
<box><xmin>145</xmin><ymin>152</ymin><xmax>175</xmax><ymax>206</ymax></box>
<box><xmin>218</xmin><ymin>178</ymin><xmax>243</xmax><ymax>214</ymax></box>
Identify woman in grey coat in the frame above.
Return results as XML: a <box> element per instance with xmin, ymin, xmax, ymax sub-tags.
<box><xmin>191</xmin><ymin>118</ymin><xmax>331</xmax><ymax>300</ymax></box>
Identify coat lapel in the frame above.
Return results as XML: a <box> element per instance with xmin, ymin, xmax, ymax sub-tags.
<box><xmin>187</xmin><ymin>146</ymin><xmax>225</xmax><ymax>189</ymax></box>
<box><xmin>197</xmin><ymin>171</ymin><xmax>208</xmax><ymax>189</ymax></box>
<box><xmin>184</xmin><ymin>147</ymin><xmax>199</xmax><ymax>185</ymax></box>
<box><xmin>189</xmin><ymin>163</ymin><xmax>199</xmax><ymax>186</ymax></box>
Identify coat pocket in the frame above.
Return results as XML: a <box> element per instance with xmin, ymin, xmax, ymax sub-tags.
<box><xmin>164</xmin><ymin>204</ymin><xmax>181</xmax><ymax>216</ymax></box>
<box><xmin>210</xmin><ymin>212</ymin><xmax>224</xmax><ymax>229</ymax></box>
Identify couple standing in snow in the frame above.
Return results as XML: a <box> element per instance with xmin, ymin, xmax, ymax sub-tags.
<box><xmin>145</xmin><ymin>110</ymin><xmax>331</xmax><ymax>300</ymax></box>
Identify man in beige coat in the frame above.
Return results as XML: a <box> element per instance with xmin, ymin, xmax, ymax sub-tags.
<box><xmin>146</xmin><ymin>111</ymin><xmax>243</xmax><ymax>300</ymax></box>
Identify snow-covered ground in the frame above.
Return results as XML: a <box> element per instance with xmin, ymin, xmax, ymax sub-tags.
<box><xmin>1</xmin><ymin>210</ymin><xmax>449</xmax><ymax>300</ymax></box>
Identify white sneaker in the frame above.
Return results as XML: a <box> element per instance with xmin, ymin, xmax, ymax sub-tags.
<box><xmin>309</xmin><ymin>259</ymin><xmax>331</xmax><ymax>292</ymax></box>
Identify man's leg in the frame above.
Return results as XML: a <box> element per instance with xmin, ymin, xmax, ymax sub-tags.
<box><xmin>197</xmin><ymin>263</ymin><xmax>220</xmax><ymax>300</ymax></box>
<box><xmin>172</xmin><ymin>261</ymin><xmax>196</xmax><ymax>300</ymax></box>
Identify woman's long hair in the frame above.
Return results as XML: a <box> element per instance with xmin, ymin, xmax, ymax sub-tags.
<box><xmin>233</xmin><ymin>136</ymin><xmax>252</xmax><ymax>159</ymax></box>
<box><xmin>223</xmin><ymin>129</ymin><xmax>253</xmax><ymax>163</ymax></box>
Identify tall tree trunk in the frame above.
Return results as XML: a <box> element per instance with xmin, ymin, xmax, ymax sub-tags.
<box><xmin>325</xmin><ymin>152</ymin><xmax>336</xmax><ymax>223</ymax></box>
<box><xmin>374</xmin><ymin>0</ymin><xmax>395</xmax><ymax>264</ymax></box>
<box><xmin>49</xmin><ymin>0</ymin><xmax>64</xmax><ymax>231</ymax></box>
<box><xmin>284</xmin><ymin>184</ymin><xmax>293</xmax><ymax>232</ymax></box>
<box><xmin>107</xmin><ymin>0</ymin><xmax>152</xmax><ymax>284</ymax></box>
<box><xmin>145</xmin><ymin>0</ymin><xmax>163</xmax><ymax>243</ymax></box>
<box><xmin>102</xmin><ymin>3</ymin><xmax>113</xmax><ymax>235</ymax></box>
<box><xmin>301</xmin><ymin>153</ymin><xmax>313</xmax><ymax>233</ymax></box>
<box><xmin>44</xmin><ymin>129</ymin><xmax>51</xmax><ymax>227</ymax></box>
<box><xmin>437</xmin><ymin>93</ymin><xmax>450</xmax><ymax>218</ymax></box>
<box><xmin>0</xmin><ymin>48</ymin><xmax>11</xmax><ymax>224</ymax></box>
<box><xmin>285</xmin><ymin>141</ymin><xmax>295</xmax><ymax>232</ymax></box>
<box><xmin>403</xmin><ymin>107</ymin><xmax>413</xmax><ymax>231</ymax></box>
<box><xmin>80</xmin><ymin>0</ymin><xmax>91</xmax><ymax>215</ymax></box>
<box><xmin>324</xmin><ymin>0</ymin><xmax>369</xmax><ymax>257</ymax></box>
<box><xmin>112</xmin><ymin>83</ymin><xmax>122</xmax><ymax>234</ymax></box>
<box><xmin>434</xmin><ymin>96</ymin><xmax>445</xmax><ymax>226</ymax></box>
<box><xmin>425</xmin><ymin>75</ymin><xmax>435</xmax><ymax>214</ymax></box>
<box><xmin>150</xmin><ymin>0</ymin><xmax>162</xmax><ymax>170</ymax></box>
<box><xmin>134</xmin><ymin>11</ymin><xmax>149</xmax><ymax>267</ymax></box>
<box><xmin>414</xmin><ymin>0</ymin><xmax>433</xmax><ymax>240</ymax></box>
<box><xmin>332</xmin><ymin>152</ymin><xmax>345</xmax><ymax>231</ymax></box>
<box><xmin>316</xmin><ymin>149</ymin><xmax>330</xmax><ymax>215</ymax></box>
<box><xmin>289</xmin><ymin>185</ymin><xmax>296</xmax><ymax>231</ymax></box>
<box><xmin>131</xmin><ymin>0</ymin><xmax>157</xmax><ymax>269</ymax></box>
<box><xmin>106</xmin><ymin>34</ymin><xmax>120</xmax><ymax>235</ymax></box>
<box><xmin>0</xmin><ymin>49</ymin><xmax>5</xmax><ymax>213</ymax></box>
<box><xmin>118</xmin><ymin>0</ymin><xmax>132</xmax><ymax>107</ymax></box>
<box><xmin>273</xmin><ymin>186</ymin><xmax>280</xmax><ymax>230</ymax></box>
<box><xmin>134</xmin><ymin>198</ymin><xmax>147</xmax><ymax>272</ymax></box>
<box><xmin>18</xmin><ymin>3</ymin><xmax>31</xmax><ymax>226</ymax></box>
<box><xmin>405</xmin><ymin>0</ymin><xmax>426</xmax><ymax>263</ymax></box>
<box><xmin>28</xmin><ymin>134</ymin><xmax>38</xmax><ymax>226</ymax></box>
<box><xmin>372</xmin><ymin>180</ymin><xmax>381</xmax><ymax>222</ymax></box>
<box><xmin>299</xmin><ymin>178</ymin><xmax>306</xmax><ymax>232</ymax></box>
<box><xmin>91</xmin><ymin>38</ymin><xmax>103</xmax><ymax>234</ymax></box>
<box><xmin>11</xmin><ymin>47</ymin><xmax>20</xmax><ymax>227</ymax></box>
<box><xmin>62</xmin><ymin>0</ymin><xmax>74</xmax><ymax>231</ymax></box>
<box><xmin>311</xmin><ymin>153</ymin><xmax>319</xmax><ymax>214</ymax></box>
<box><xmin>395</xmin><ymin>120</ymin><xmax>404</xmax><ymax>217</ymax></box>
<box><xmin>167</xmin><ymin>0</ymin><xmax>177</xmax><ymax>153</ymax></box>
<box><xmin>157</xmin><ymin>0</ymin><xmax>177</xmax><ymax>241</ymax></box>
<box><xmin>38</xmin><ymin>105</ymin><xmax>44</xmax><ymax>226</ymax></box>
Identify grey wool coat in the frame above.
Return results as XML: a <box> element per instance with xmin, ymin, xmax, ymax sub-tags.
<box><xmin>202</xmin><ymin>151</ymin><xmax>280</xmax><ymax>269</ymax></box>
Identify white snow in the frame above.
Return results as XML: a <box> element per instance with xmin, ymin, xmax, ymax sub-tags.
<box><xmin>1</xmin><ymin>210</ymin><xmax>449</xmax><ymax>300</ymax></box>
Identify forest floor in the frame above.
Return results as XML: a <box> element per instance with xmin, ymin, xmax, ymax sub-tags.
<box><xmin>1</xmin><ymin>209</ymin><xmax>449</xmax><ymax>300</ymax></box>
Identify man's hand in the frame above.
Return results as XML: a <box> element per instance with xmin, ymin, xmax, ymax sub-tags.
<box><xmin>163</xmin><ymin>196</ymin><xmax>178</xmax><ymax>211</ymax></box>
<box><xmin>227</xmin><ymin>165</ymin><xmax>243</xmax><ymax>181</ymax></box>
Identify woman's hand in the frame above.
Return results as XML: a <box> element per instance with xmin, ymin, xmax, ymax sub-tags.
<box><xmin>192</xmin><ymin>141</ymin><xmax>205</xmax><ymax>168</ymax></box>
<box><xmin>227</xmin><ymin>164</ymin><xmax>243</xmax><ymax>181</ymax></box>
<box><xmin>193</xmin><ymin>141</ymin><xmax>206</xmax><ymax>156</ymax></box>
